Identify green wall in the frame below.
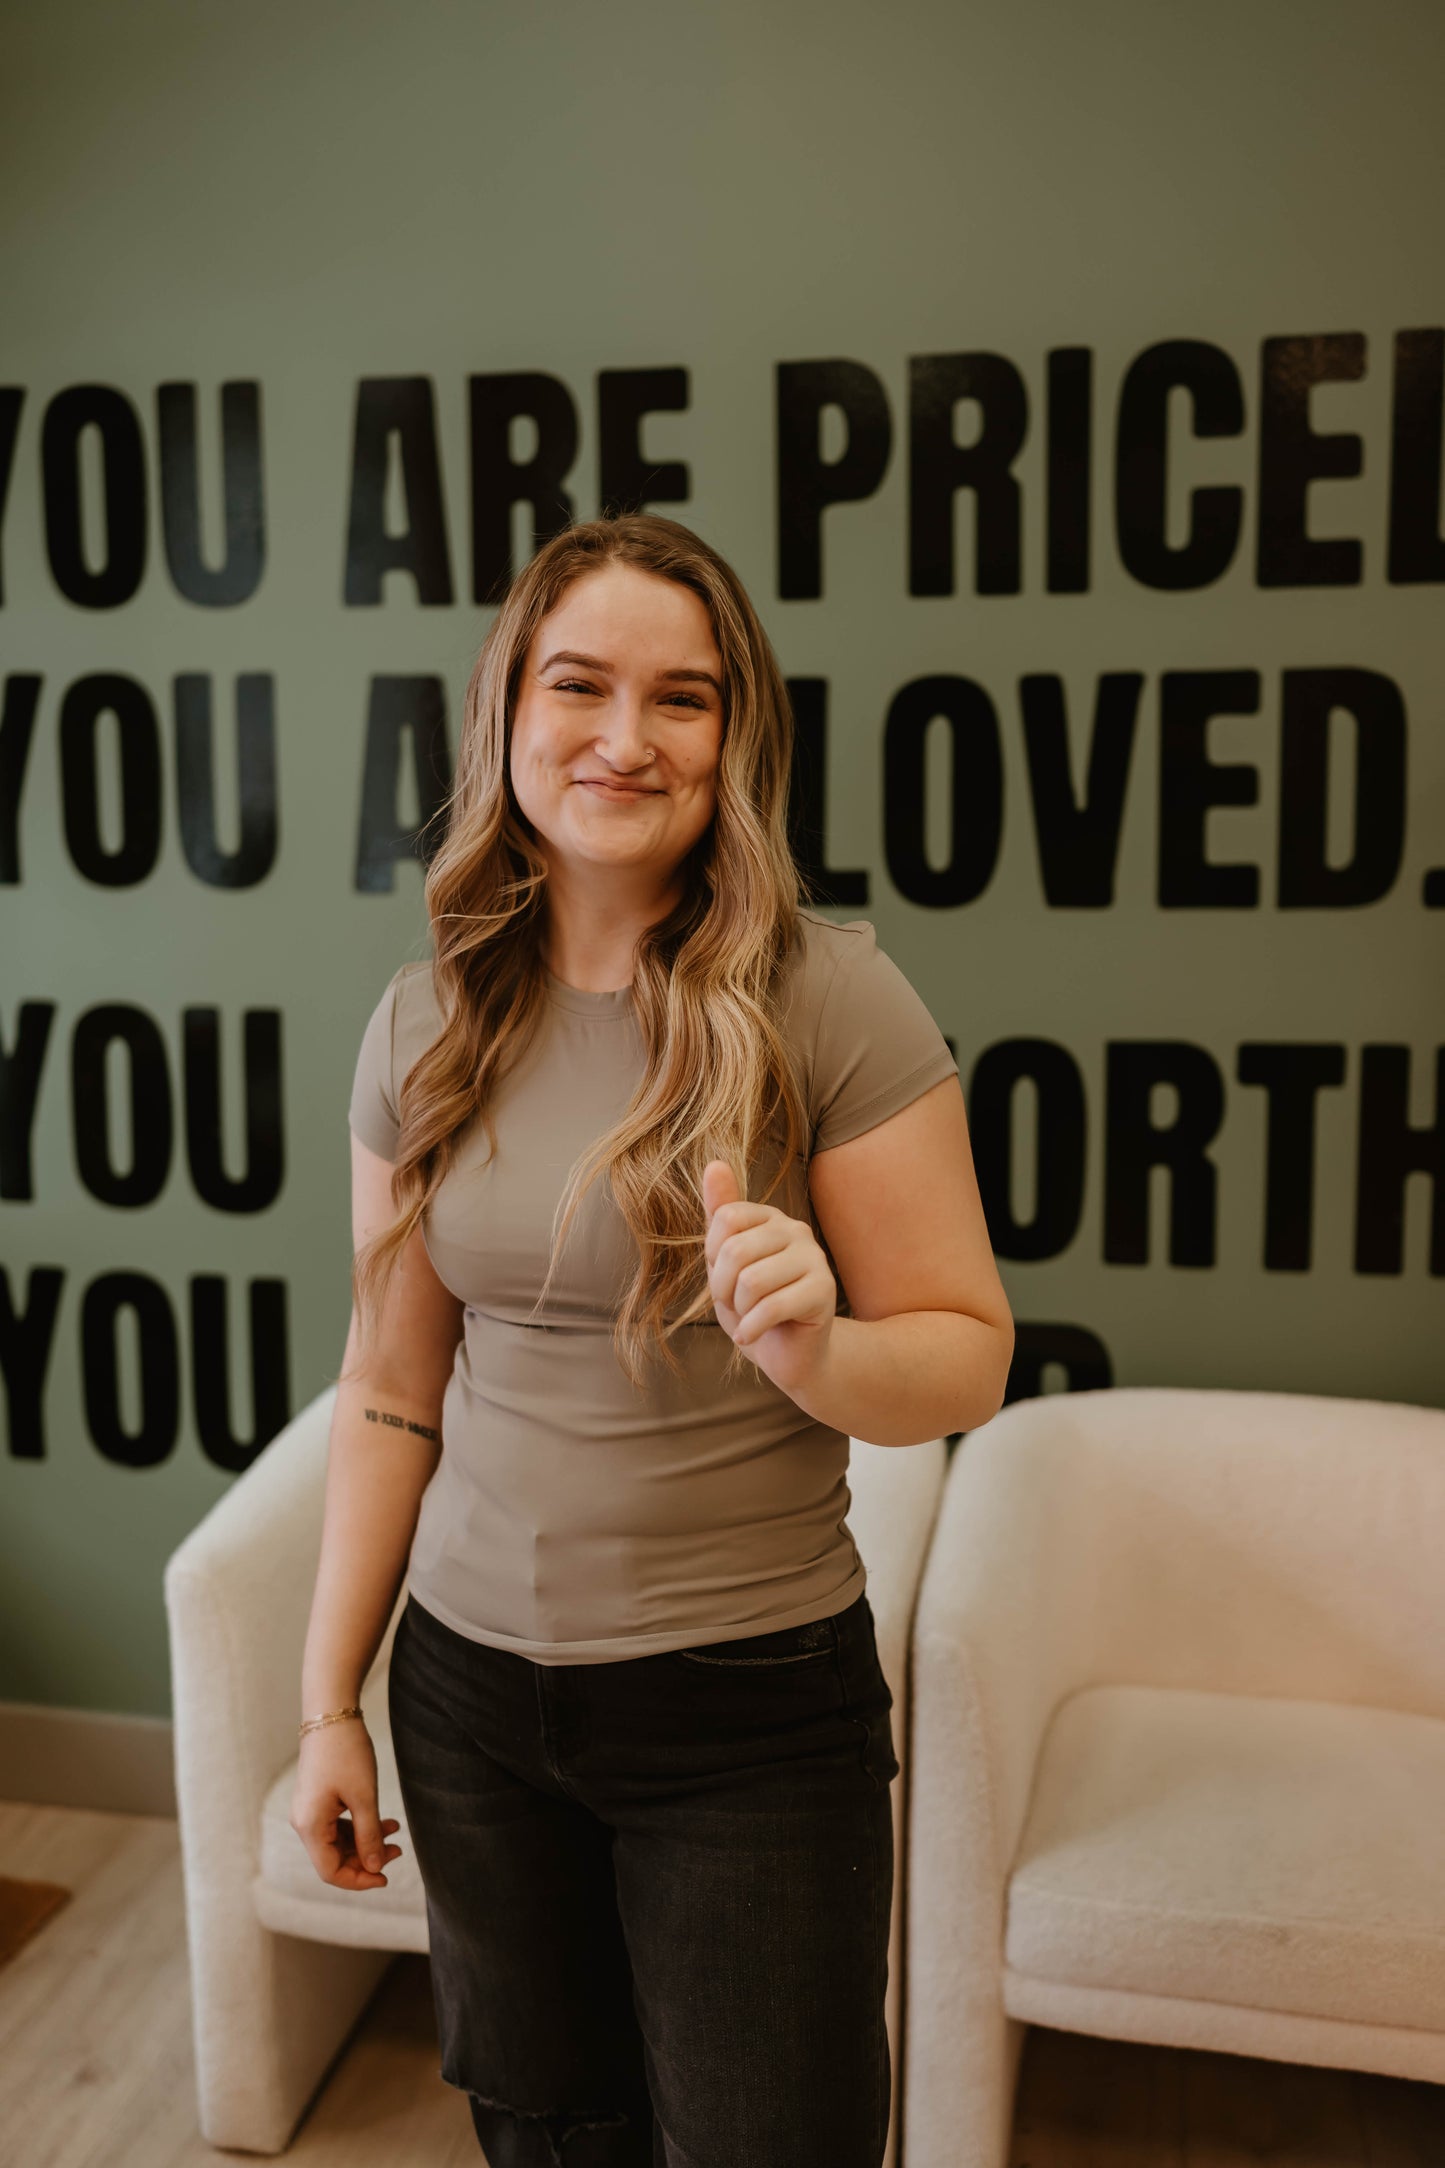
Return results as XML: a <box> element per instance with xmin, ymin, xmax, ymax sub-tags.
<box><xmin>3</xmin><ymin>0</ymin><xmax>1442</xmax><ymax>1717</ymax></box>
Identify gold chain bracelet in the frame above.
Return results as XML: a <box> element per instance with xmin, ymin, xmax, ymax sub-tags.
<box><xmin>298</xmin><ymin>1704</ymin><xmax>363</xmax><ymax>1738</ymax></box>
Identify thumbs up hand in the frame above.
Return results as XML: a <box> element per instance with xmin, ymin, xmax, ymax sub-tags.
<box><xmin>702</xmin><ymin>1159</ymin><xmax>837</xmax><ymax>1399</ymax></box>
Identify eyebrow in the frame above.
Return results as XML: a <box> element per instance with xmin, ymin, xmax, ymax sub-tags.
<box><xmin>539</xmin><ymin>649</ymin><xmax>722</xmax><ymax>696</ymax></box>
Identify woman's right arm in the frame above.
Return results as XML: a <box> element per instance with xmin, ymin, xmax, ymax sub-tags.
<box><xmin>289</xmin><ymin>1130</ymin><xmax>464</xmax><ymax>1891</ymax></box>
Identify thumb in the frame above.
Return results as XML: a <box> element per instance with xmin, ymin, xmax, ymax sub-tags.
<box><xmin>702</xmin><ymin>1160</ymin><xmax>742</xmax><ymax>1220</ymax></box>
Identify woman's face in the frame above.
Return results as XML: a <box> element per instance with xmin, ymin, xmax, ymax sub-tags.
<box><xmin>508</xmin><ymin>562</ymin><xmax>725</xmax><ymax>888</ymax></box>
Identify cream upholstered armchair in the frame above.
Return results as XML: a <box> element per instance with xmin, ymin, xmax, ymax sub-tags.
<box><xmin>163</xmin><ymin>1382</ymin><xmax>947</xmax><ymax>2158</ymax></box>
<box><xmin>900</xmin><ymin>1384</ymin><xmax>1445</xmax><ymax>2168</ymax></box>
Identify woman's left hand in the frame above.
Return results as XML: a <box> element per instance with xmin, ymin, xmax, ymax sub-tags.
<box><xmin>702</xmin><ymin>1160</ymin><xmax>837</xmax><ymax>1398</ymax></box>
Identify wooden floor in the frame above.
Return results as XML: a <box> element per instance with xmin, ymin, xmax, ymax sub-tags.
<box><xmin>1008</xmin><ymin>2028</ymin><xmax>1445</xmax><ymax>2166</ymax></box>
<box><xmin>2</xmin><ymin>1802</ymin><xmax>1443</xmax><ymax>2166</ymax></box>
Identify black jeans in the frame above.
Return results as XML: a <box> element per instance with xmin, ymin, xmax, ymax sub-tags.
<box><xmin>386</xmin><ymin>1585</ymin><xmax>898</xmax><ymax>2168</ymax></box>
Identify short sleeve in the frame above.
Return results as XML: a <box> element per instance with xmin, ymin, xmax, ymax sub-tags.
<box><xmin>347</xmin><ymin>969</ymin><xmax>405</xmax><ymax>1160</ymax></box>
<box><xmin>810</xmin><ymin>922</ymin><xmax>959</xmax><ymax>1153</ymax></box>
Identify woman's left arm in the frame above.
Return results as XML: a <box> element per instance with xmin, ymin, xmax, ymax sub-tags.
<box><xmin>704</xmin><ymin>1074</ymin><xmax>1015</xmax><ymax>1446</ymax></box>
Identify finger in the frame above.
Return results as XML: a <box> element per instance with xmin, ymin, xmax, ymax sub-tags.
<box><xmin>339</xmin><ymin>1862</ymin><xmax>391</xmax><ymax>1888</ymax></box>
<box><xmin>709</xmin><ymin>1288</ymin><xmax>740</xmax><ymax>1338</ymax></box>
<box><xmin>711</xmin><ymin>1217</ymin><xmax>793</xmax><ymax>1300</ymax></box>
<box><xmin>734</xmin><ymin>1278</ymin><xmax>825</xmax><ymax>1346</ymax></box>
<box><xmin>302</xmin><ymin>1829</ymin><xmax>341</xmax><ymax>1879</ymax></box>
<box><xmin>336</xmin><ymin>1814</ymin><xmax>382</xmax><ymax>1874</ymax></box>
<box><xmin>305</xmin><ymin>1827</ymin><xmax>368</xmax><ymax>1887</ymax></box>
<box><xmin>726</xmin><ymin>1244</ymin><xmax>809</xmax><ymax>1321</ymax></box>
<box><xmin>346</xmin><ymin>1812</ymin><xmax>403</xmax><ymax>1857</ymax></box>
<box><xmin>351</xmin><ymin>1801</ymin><xmax>386</xmax><ymax>1873</ymax></box>
<box><xmin>704</xmin><ymin>1198</ymin><xmax>778</xmax><ymax>1268</ymax></box>
<box><xmin>334</xmin><ymin>1823</ymin><xmax>392</xmax><ymax>1887</ymax></box>
<box><xmin>297</xmin><ymin>1811</ymin><xmax>389</xmax><ymax>1890</ymax></box>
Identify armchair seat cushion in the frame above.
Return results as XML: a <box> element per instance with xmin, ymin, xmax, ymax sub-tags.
<box><xmin>1003</xmin><ymin>1683</ymin><xmax>1445</xmax><ymax>2035</ymax></box>
<box><xmin>251</xmin><ymin>1661</ymin><xmax>429</xmax><ymax>1951</ymax></box>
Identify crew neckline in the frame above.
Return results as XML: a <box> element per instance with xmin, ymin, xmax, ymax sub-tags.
<box><xmin>543</xmin><ymin>965</ymin><xmax>635</xmax><ymax>1017</ymax></box>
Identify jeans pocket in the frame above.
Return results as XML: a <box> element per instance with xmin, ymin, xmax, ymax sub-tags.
<box><xmin>825</xmin><ymin>1597</ymin><xmax>899</xmax><ymax>1791</ymax></box>
<box><xmin>674</xmin><ymin>1611</ymin><xmax>839</xmax><ymax>1667</ymax></box>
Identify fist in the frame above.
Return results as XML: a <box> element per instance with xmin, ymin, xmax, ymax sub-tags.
<box><xmin>702</xmin><ymin>1160</ymin><xmax>836</xmax><ymax>1397</ymax></box>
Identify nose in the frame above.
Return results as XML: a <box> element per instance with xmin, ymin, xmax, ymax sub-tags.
<box><xmin>591</xmin><ymin>698</ymin><xmax>655</xmax><ymax>774</ymax></box>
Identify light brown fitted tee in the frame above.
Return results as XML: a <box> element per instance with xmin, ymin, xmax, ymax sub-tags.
<box><xmin>347</xmin><ymin>909</ymin><xmax>959</xmax><ymax>1664</ymax></box>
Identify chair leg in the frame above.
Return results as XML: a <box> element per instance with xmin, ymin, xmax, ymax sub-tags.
<box><xmin>188</xmin><ymin>1912</ymin><xmax>392</xmax><ymax>2152</ymax></box>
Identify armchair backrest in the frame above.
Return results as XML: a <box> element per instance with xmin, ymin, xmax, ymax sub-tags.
<box><xmin>952</xmin><ymin>1385</ymin><xmax>1445</xmax><ymax>1718</ymax></box>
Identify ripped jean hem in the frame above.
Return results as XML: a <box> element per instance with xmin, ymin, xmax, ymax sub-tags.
<box><xmin>460</xmin><ymin>2082</ymin><xmax>650</xmax><ymax>2167</ymax></box>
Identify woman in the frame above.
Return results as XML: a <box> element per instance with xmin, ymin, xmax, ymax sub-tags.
<box><xmin>290</xmin><ymin>511</ymin><xmax>1013</xmax><ymax>2168</ymax></box>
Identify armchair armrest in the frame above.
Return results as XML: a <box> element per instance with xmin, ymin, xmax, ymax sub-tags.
<box><xmin>164</xmin><ymin>1385</ymin><xmax>339</xmax><ymax>1872</ymax></box>
<box><xmin>847</xmin><ymin>1432</ymin><xmax>948</xmax><ymax>1694</ymax></box>
<box><xmin>902</xmin><ymin>1401</ymin><xmax>1096</xmax><ymax>2168</ymax></box>
<box><xmin>911</xmin><ymin>1404</ymin><xmax>1103</xmax><ymax>1884</ymax></box>
<box><xmin>162</xmin><ymin>1383</ymin><xmax>410</xmax><ymax>2150</ymax></box>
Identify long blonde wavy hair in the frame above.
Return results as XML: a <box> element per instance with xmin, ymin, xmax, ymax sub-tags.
<box><xmin>345</xmin><ymin>511</ymin><xmax>824</xmax><ymax>1391</ymax></box>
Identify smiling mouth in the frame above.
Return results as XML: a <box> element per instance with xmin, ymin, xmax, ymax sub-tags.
<box><xmin>576</xmin><ymin>779</ymin><xmax>662</xmax><ymax>798</ymax></box>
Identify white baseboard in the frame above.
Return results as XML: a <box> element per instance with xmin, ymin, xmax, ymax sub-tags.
<box><xmin>0</xmin><ymin>1700</ymin><xmax>176</xmax><ymax>1817</ymax></box>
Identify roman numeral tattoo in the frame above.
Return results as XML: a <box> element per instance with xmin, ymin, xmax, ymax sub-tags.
<box><xmin>363</xmin><ymin>1406</ymin><xmax>441</xmax><ymax>1444</ymax></box>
